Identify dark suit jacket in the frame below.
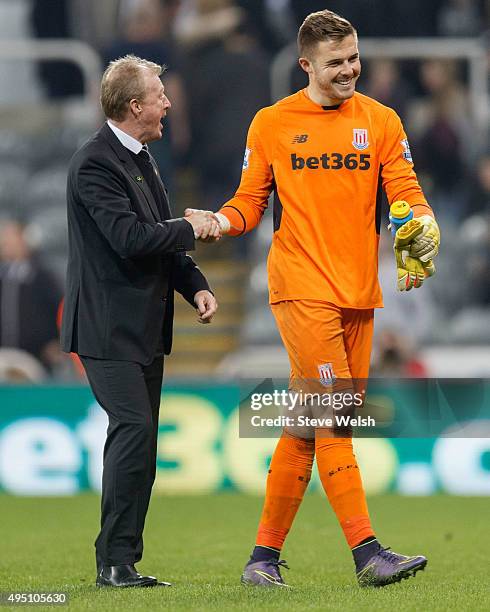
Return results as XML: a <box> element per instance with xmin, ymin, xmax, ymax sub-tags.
<box><xmin>61</xmin><ymin>122</ymin><xmax>210</xmax><ymax>364</ymax></box>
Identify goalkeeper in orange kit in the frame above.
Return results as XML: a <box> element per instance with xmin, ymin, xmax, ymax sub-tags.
<box><xmin>188</xmin><ymin>9</ymin><xmax>439</xmax><ymax>587</ymax></box>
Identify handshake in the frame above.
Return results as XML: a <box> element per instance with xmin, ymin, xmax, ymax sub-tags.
<box><xmin>393</xmin><ymin>215</ymin><xmax>440</xmax><ymax>291</ymax></box>
<box><xmin>183</xmin><ymin>208</ymin><xmax>230</xmax><ymax>242</ymax></box>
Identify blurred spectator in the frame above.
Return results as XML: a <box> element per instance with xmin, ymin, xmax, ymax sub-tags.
<box><xmin>437</xmin><ymin>0</ymin><xmax>482</xmax><ymax>37</ymax></box>
<box><xmin>459</xmin><ymin>213</ymin><xmax>490</xmax><ymax>306</ymax></box>
<box><xmin>408</xmin><ymin>59</ymin><xmax>470</xmax><ymax>217</ymax></box>
<box><xmin>363</xmin><ymin>59</ymin><xmax>413</xmax><ymax>121</ymax></box>
<box><xmin>235</xmin><ymin>0</ymin><xmax>288</xmax><ymax>55</ymax></box>
<box><xmin>103</xmin><ymin>0</ymin><xmax>178</xmax><ymax>83</ymax></box>
<box><xmin>417</xmin><ymin>104</ymin><xmax>465</xmax><ymax>193</ymax></box>
<box><xmin>70</xmin><ymin>0</ymin><xmax>121</xmax><ymax>50</ymax></box>
<box><xmin>290</xmin><ymin>0</ymin><xmax>442</xmax><ymax>37</ymax></box>
<box><xmin>175</xmin><ymin>0</ymin><xmax>244</xmax><ymax>47</ymax></box>
<box><xmin>467</xmin><ymin>153</ymin><xmax>490</xmax><ymax>216</ymax></box>
<box><xmin>103</xmin><ymin>0</ymin><xmax>191</xmax><ymax>195</ymax></box>
<box><xmin>0</xmin><ymin>220</ymin><xmax>62</xmax><ymax>373</ymax></box>
<box><xmin>30</xmin><ymin>0</ymin><xmax>84</xmax><ymax>99</ymax></box>
<box><xmin>178</xmin><ymin>0</ymin><xmax>270</xmax><ymax>220</ymax></box>
<box><xmin>410</xmin><ymin>59</ymin><xmax>470</xmax><ymax>139</ymax></box>
<box><xmin>371</xmin><ymin>329</ymin><xmax>430</xmax><ymax>377</ymax></box>
<box><xmin>0</xmin><ymin>348</ymin><xmax>47</xmax><ymax>383</ymax></box>
<box><xmin>176</xmin><ymin>0</ymin><xmax>285</xmax><ymax>54</ymax></box>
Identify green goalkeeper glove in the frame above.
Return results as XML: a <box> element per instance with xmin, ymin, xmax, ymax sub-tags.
<box><xmin>408</xmin><ymin>215</ymin><xmax>440</xmax><ymax>262</ymax></box>
<box><xmin>395</xmin><ymin>251</ymin><xmax>435</xmax><ymax>291</ymax></box>
<box><xmin>394</xmin><ymin>218</ymin><xmax>437</xmax><ymax>291</ymax></box>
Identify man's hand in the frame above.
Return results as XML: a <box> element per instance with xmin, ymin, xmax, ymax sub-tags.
<box><xmin>185</xmin><ymin>208</ymin><xmax>230</xmax><ymax>239</ymax></box>
<box><xmin>184</xmin><ymin>210</ymin><xmax>221</xmax><ymax>241</ymax></box>
<box><xmin>194</xmin><ymin>290</ymin><xmax>218</xmax><ymax>323</ymax></box>
<box><xmin>393</xmin><ymin>216</ymin><xmax>438</xmax><ymax>291</ymax></box>
<box><xmin>408</xmin><ymin>215</ymin><xmax>440</xmax><ymax>262</ymax></box>
<box><xmin>395</xmin><ymin>248</ymin><xmax>435</xmax><ymax>291</ymax></box>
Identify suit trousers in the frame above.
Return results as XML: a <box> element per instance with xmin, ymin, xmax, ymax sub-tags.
<box><xmin>80</xmin><ymin>355</ymin><xmax>164</xmax><ymax>570</ymax></box>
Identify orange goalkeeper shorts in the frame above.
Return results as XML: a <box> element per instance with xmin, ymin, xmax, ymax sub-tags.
<box><xmin>271</xmin><ymin>300</ymin><xmax>374</xmax><ymax>395</ymax></box>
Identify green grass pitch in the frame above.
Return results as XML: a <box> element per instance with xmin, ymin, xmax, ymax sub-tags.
<box><xmin>0</xmin><ymin>494</ymin><xmax>488</xmax><ymax>611</ymax></box>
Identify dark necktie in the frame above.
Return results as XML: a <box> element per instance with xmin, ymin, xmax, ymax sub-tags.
<box><xmin>136</xmin><ymin>146</ymin><xmax>169</xmax><ymax>219</ymax></box>
<box><xmin>138</xmin><ymin>144</ymin><xmax>151</xmax><ymax>164</ymax></box>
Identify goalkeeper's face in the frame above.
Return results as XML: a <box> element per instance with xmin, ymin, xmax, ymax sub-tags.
<box><xmin>302</xmin><ymin>34</ymin><xmax>361</xmax><ymax>105</ymax></box>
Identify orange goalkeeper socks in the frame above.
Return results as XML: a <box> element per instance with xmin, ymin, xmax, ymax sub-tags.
<box><xmin>254</xmin><ymin>431</ymin><xmax>373</xmax><ymax>552</ymax></box>
<box><xmin>315</xmin><ymin>433</ymin><xmax>374</xmax><ymax>548</ymax></box>
<box><xmin>255</xmin><ymin>431</ymin><xmax>315</xmax><ymax>551</ymax></box>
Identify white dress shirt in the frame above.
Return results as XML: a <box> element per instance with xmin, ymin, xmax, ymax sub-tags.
<box><xmin>107</xmin><ymin>120</ymin><xmax>144</xmax><ymax>155</ymax></box>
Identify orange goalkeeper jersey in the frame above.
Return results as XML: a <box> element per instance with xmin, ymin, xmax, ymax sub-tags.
<box><xmin>220</xmin><ymin>90</ymin><xmax>432</xmax><ymax>308</ymax></box>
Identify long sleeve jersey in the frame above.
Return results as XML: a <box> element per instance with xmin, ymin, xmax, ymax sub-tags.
<box><xmin>220</xmin><ymin>89</ymin><xmax>433</xmax><ymax>308</ymax></box>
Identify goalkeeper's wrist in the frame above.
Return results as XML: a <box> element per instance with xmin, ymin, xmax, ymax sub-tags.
<box><xmin>414</xmin><ymin>214</ymin><xmax>435</xmax><ymax>222</ymax></box>
<box><xmin>215</xmin><ymin>212</ymin><xmax>231</xmax><ymax>234</ymax></box>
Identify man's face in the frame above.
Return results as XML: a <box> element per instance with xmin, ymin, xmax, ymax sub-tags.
<box><xmin>300</xmin><ymin>34</ymin><xmax>361</xmax><ymax>104</ymax></box>
<box><xmin>138</xmin><ymin>71</ymin><xmax>171</xmax><ymax>143</ymax></box>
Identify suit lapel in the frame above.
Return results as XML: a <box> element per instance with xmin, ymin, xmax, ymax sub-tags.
<box><xmin>124</xmin><ymin>159</ymin><xmax>162</xmax><ymax>222</ymax></box>
<box><xmin>99</xmin><ymin>123</ymin><xmax>162</xmax><ymax>222</ymax></box>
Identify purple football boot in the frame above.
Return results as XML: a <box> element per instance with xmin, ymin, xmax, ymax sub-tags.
<box><xmin>241</xmin><ymin>559</ymin><xmax>290</xmax><ymax>587</ymax></box>
<box><xmin>356</xmin><ymin>546</ymin><xmax>427</xmax><ymax>587</ymax></box>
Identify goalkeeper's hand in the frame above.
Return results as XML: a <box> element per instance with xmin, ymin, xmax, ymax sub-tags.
<box><xmin>408</xmin><ymin>214</ymin><xmax>440</xmax><ymax>262</ymax></box>
<box><xmin>393</xmin><ymin>217</ymin><xmax>437</xmax><ymax>291</ymax></box>
<box><xmin>395</xmin><ymin>249</ymin><xmax>435</xmax><ymax>291</ymax></box>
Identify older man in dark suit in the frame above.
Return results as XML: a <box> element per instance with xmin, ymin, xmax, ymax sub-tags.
<box><xmin>61</xmin><ymin>55</ymin><xmax>219</xmax><ymax>588</ymax></box>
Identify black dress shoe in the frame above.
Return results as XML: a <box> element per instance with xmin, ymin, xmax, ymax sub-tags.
<box><xmin>96</xmin><ymin>564</ymin><xmax>162</xmax><ymax>588</ymax></box>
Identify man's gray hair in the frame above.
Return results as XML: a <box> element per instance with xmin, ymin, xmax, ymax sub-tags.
<box><xmin>100</xmin><ymin>54</ymin><xmax>164</xmax><ymax>121</ymax></box>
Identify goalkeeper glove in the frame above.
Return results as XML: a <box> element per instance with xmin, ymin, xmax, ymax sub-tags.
<box><xmin>408</xmin><ymin>214</ymin><xmax>440</xmax><ymax>262</ymax></box>
<box><xmin>395</xmin><ymin>250</ymin><xmax>435</xmax><ymax>291</ymax></box>
<box><xmin>394</xmin><ymin>217</ymin><xmax>437</xmax><ymax>291</ymax></box>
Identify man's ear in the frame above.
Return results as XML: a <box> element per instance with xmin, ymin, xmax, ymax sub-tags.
<box><xmin>299</xmin><ymin>57</ymin><xmax>312</xmax><ymax>75</ymax></box>
<box><xmin>129</xmin><ymin>98</ymin><xmax>142</xmax><ymax>118</ymax></box>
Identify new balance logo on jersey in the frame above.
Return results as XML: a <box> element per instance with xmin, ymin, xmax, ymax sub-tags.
<box><xmin>292</xmin><ymin>134</ymin><xmax>308</xmax><ymax>143</ymax></box>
